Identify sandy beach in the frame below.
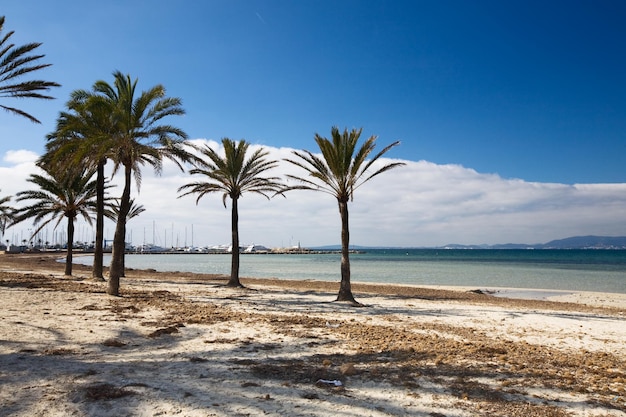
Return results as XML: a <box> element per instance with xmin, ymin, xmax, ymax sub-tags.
<box><xmin>0</xmin><ymin>253</ymin><xmax>625</xmax><ymax>417</ymax></box>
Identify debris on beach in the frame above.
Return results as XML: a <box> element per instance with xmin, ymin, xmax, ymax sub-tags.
<box><xmin>316</xmin><ymin>379</ymin><xmax>343</xmax><ymax>387</ymax></box>
<box><xmin>147</xmin><ymin>325</ymin><xmax>182</xmax><ymax>338</ymax></box>
<box><xmin>83</xmin><ymin>383</ymin><xmax>136</xmax><ymax>401</ymax></box>
<box><xmin>102</xmin><ymin>338</ymin><xmax>127</xmax><ymax>347</ymax></box>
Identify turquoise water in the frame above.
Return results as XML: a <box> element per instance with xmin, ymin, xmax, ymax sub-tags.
<box><xmin>77</xmin><ymin>249</ymin><xmax>626</xmax><ymax>294</ymax></box>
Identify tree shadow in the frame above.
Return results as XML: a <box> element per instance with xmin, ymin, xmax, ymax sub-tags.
<box><xmin>0</xmin><ymin>329</ymin><xmax>467</xmax><ymax>417</ymax></box>
<box><xmin>1</xmin><ymin>272</ymin><xmax>624</xmax><ymax>416</ymax></box>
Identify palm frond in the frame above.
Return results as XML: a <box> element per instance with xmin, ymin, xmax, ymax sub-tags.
<box><xmin>286</xmin><ymin>127</ymin><xmax>405</xmax><ymax>202</ymax></box>
<box><xmin>12</xmin><ymin>166</ymin><xmax>98</xmax><ymax>241</ymax></box>
<box><xmin>179</xmin><ymin>138</ymin><xmax>284</xmax><ymax>207</ymax></box>
<box><xmin>0</xmin><ymin>16</ymin><xmax>60</xmax><ymax>123</ymax></box>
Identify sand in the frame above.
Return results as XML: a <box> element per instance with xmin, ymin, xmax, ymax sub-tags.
<box><xmin>0</xmin><ymin>253</ymin><xmax>625</xmax><ymax>417</ymax></box>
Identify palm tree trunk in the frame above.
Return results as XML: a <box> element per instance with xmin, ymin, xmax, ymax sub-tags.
<box><xmin>65</xmin><ymin>216</ymin><xmax>74</xmax><ymax>276</ymax></box>
<box><xmin>108</xmin><ymin>164</ymin><xmax>132</xmax><ymax>296</ymax></box>
<box><xmin>336</xmin><ymin>200</ymin><xmax>356</xmax><ymax>303</ymax></box>
<box><xmin>227</xmin><ymin>196</ymin><xmax>242</xmax><ymax>287</ymax></box>
<box><xmin>92</xmin><ymin>159</ymin><xmax>105</xmax><ymax>280</ymax></box>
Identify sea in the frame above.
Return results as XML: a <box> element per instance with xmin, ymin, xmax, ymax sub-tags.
<box><xmin>75</xmin><ymin>249</ymin><xmax>626</xmax><ymax>295</ymax></box>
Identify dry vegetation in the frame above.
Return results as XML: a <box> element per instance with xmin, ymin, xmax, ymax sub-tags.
<box><xmin>0</xmin><ymin>253</ymin><xmax>624</xmax><ymax>416</ymax></box>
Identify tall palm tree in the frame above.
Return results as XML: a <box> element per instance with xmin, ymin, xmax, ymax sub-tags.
<box><xmin>12</xmin><ymin>167</ymin><xmax>97</xmax><ymax>276</ymax></box>
<box><xmin>41</xmin><ymin>91</ymin><xmax>116</xmax><ymax>280</ymax></box>
<box><xmin>93</xmin><ymin>71</ymin><xmax>190</xmax><ymax>296</ymax></box>
<box><xmin>0</xmin><ymin>16</ymin><xmax>60</xmax><ymax>123</ymax></box>
<box><xmin>178</xmin><ymin>139</ymin><xmax>284</xmax><ymax>287</ymax></box>
<box><xmin>285</xmin><ymin>127</ymin><xmax>405</xmax><ymax>304</ymax></box>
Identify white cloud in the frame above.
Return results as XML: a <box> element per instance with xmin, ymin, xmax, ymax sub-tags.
<box><xmin>3</xmin><ymin>142</ymin><xmax>626</xmax><ymax>248</ymax></box>
<box><xmin>0</xmin><ymin>150</ymin><xmax>43</xmax><ymax>198</ymax></box>
<box><xmin>3</xmin><ymin>150</ymin><xmax>39</xmax><ymax>164</ymax></box>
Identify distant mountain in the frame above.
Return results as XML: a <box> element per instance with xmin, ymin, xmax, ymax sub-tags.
<box><xmin>445</xmin><ymin>236</ymin><xmax>626</xmax><ymax>249</ymax></box>
<box><xmin>541</xmin><ymin>235</ymin><xmax>626</xmax><ymax>249</ymax></box>
<box><xmin>313</xmin><ymin>236</ymin><xmax>626</xmax><ymax>250</ymax></box>
<box><xmin>444</xmin><ymin>235</ymin><xmax>626</xmax><ymax>249</ymax></box>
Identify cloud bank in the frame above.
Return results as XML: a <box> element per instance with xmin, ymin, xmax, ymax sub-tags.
<box><xmin>2</xmin><ymin>139</ymin><xmax>625</xmax><ymax>248</ymax></box>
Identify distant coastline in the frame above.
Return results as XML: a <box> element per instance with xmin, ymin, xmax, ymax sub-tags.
<box><xmin>3</xmin><ymin>235</ymin><xmax>625</xmax><ymax>254</ymax></box>
<box><xmin>317</xmin><ymin>235</ymin><xmax>626</xmax><ymax>251</ymax></box>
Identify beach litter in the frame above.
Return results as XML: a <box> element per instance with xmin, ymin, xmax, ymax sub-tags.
<box><xmin>316</xmin><ymin>379</ymin><xmax>343</xmax><ymax>387</ymax></box>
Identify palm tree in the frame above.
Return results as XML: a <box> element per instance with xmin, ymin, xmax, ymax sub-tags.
<box><xmin>42</xmin><ymin>91</ymin><xmax>116</xmax><ymax>281</ymax></box>
<box><xmin>108</xmin><ymin>197</ymin><xmax>146</xmax><ymax>223</ymax></box>
<box><xmin>93</xmin><ymin>71</ymin><xmax>190</xmax><ymax>296</ymax></box>
<box><xmin>12</xmin><ymin>167</ymin><xmax>97</xmax><ymax>276</ymax></box>
<box><xmin>0</xmin><ymin>190</ymin><xmax>14</xmax><ymax>241</ymax></box>
<box><xmin>0</xmin><ymin>16</ymin><xmax>60</xmax><ymax>123</ymax></box>
<box><xmin>285</xmin><ymin>127</ymin><xmax>405</xmax><ymax>304</ymax></box>
<box><xmin>178</xmin><ymin>139</ymin><xmax>284</xmax><ymax>287</ymax></box>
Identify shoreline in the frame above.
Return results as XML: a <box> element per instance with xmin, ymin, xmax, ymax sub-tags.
<box><xmin>4</xmin><ymin>252</ymin><xmax>626</xmax><ymax>310</ymax></box>
<box><xmin>1</xmin><ymin>252</ymin><xmax>625</xmax><ymax>416</ymax></box>
<box><xmin>414</xmin><ymin>284</ymin><xmax>626</xmax><ymax>309</ymax></box>
<box><xmin>69</xmin><ymin>250</ymin><xmax>626</xmax><ymax>304</ymax></box>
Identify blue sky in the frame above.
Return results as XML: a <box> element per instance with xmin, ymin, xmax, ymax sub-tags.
<box><xmin>1</xmin><ymin>1</ymin><xmax>626</xmax><ymax>247</ymax></box>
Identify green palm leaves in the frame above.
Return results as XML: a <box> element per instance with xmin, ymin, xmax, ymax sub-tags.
<box><xmin>14</xmin><ymin>170</ymin><xmax>97</xmax><ymax>232</ymax></box>
<box><xmin>0</xmin><ymin>16</ymin><xmax>60</xmax><ymax>123</ymax></box>
<box><xmin>0</xmin><ymin>191</ymin><xmax>14</xmax><ymax>237</ymax></box>
<box><xmin>91</xmin><ymin>72</ymin><xmax>189</xmax><ymax>180</ymax></box>
<box><xmin>180</xmin><ymin>139</ymin><xmax>283</xmax><ymax>206</ymax></box>
<box><xmin>286</xmin><ymin>127</ymin><xmax>404</xmax><ymax>201</ymax></box>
